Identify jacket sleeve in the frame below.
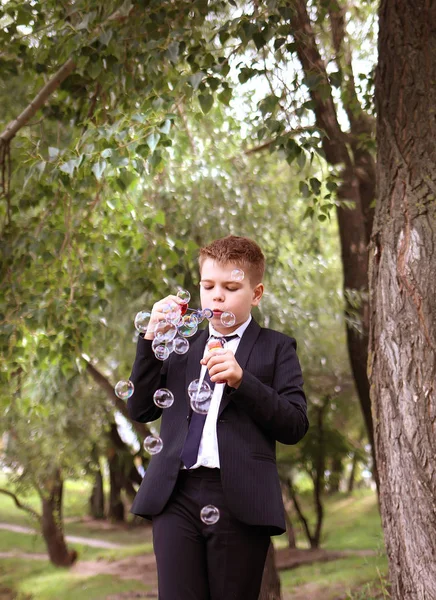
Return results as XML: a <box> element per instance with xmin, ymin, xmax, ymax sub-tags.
<box><xmin>127</xmin><ymin>335</ymin><xmax>168</xmax><ymax>423</ymax></box>
<box><xmin>229</xmin><ymin>336</ymin><xmax>308</xmax><ymax>445</ymax></box>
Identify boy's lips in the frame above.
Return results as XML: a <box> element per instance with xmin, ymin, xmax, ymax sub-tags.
<box><xmin>212</xmin><ymin>309</ymin><xmax>223</xmax><ymax>316</ymax></box>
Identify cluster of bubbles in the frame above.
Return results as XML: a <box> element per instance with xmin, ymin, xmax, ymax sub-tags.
<box><xmin>113</xmin><ymin>271</ymin><xmax>245</xmax><ymax>526</ymax></box>
<box><xmin>134</xmin><ymin>289</ymin><xmax>211</xmax><ymax>362</ymax></box>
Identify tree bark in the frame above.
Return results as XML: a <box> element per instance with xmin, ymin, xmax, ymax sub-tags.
<box><xmin>347</xmin><ymin>450</ymin><xmax>358</xmax><ymax>494</ymax></box>
<box><xmin>370</xmin><ymin>1</ymin><xmax>436</xmax><ymax>598</ymax></box>
<box><xmin>329</xmin><ymin>456</ymin><xmax>343</xmax><ymax>494</ymax></box>
<box><xmin>258</xmin><ymin>543</ymin><xmax>282</xmax><ymax>600</ymax></box>
<box><xmin>40</xmin><ymin>470</ymin><xmax>77</xmax><ymax>567</ymax></box>
<box><xmin>89</xmin><ymin>463</ymin><xmax>105</xmax><ymax>519</ymax></box>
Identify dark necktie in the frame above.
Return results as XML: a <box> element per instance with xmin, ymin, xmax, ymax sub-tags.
<box><xmin>180</xmin><ymin>334</ymin><xmax>238</xmax><ymax>469</ymax></box>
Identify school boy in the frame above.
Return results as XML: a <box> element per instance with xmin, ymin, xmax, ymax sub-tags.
<box><xmin>127</xmin><ymin>235</ymin><xmax>308</xmax><ymax>600</ymax></box>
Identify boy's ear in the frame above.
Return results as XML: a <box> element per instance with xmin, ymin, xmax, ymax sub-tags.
<box><xmin>251</xmin><ymin>283</ymin><xmax>264</xmax><ymax>306</ymax></box>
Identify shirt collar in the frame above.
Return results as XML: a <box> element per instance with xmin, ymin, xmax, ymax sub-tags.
<box><xmin>208</xmin><ymin>314</ymin><xmax>252</xmax><ymax>339</ymax></box>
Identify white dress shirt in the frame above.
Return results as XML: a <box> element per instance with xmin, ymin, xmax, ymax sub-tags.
<box><xmin>189</xmin><ymin>315</ymin><xmax>252</xmax><ymax>469</ymax></box>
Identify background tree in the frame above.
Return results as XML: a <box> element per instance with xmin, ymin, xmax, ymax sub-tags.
<box><xmin>369</xmin><ymin>0</ymin><xmax>436</xmax><ymax>597</ymax></box>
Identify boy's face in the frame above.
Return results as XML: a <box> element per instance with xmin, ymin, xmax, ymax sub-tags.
<box><xmin>199</xmin><ymin>259</ymin><xmax>264</xmax><ymax>334</ymax></box>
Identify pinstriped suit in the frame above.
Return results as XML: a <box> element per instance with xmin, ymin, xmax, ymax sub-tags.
<box><xmin>128</xmin><ymin>317</ymin><xmax>308</xmax><ymax>535</ymax></box>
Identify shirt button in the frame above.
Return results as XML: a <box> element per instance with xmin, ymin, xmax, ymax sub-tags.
<box><xmin>204</xmin><ymin>459</ymin><xmax>209</xmax><ymax>465</ymax></box>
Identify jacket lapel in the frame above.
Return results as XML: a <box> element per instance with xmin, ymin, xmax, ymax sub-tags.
<box><xmin>185</xmin><ymin>328</ymin><xmax>209</xmax><ymax>409</ymax></box>
<box><xmin>218</xmin><ymin>318</ymin><xmax>261</xmax><ymax>416</ymax></box>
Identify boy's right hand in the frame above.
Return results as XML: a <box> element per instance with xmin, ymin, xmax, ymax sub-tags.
<box><xmin>144</xmin><ymin>295</ymin><xmax>186</xmax><ymax>340</ymax></box>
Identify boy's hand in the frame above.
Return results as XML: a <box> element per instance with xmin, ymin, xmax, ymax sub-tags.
<box><xmin>201</xmin><ymin>349</ymin><xmax>243</xmax><ymax>389</ymax></box>
<box><xmin>144</xmin><ymin>295</ymin><xmax>185</xmax><ymax>340</ymax></box>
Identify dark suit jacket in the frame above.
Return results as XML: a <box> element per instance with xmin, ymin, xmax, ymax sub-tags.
<box><xmin>127</xmin><ymin>318</ymin><xmax>308</xmax><ymax>535</ymax></box>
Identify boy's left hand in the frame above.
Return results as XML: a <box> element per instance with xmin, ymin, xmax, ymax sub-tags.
<box><xmin>201</xmin><ymin>349</ymin><xmax>243</xmax><ymax>389</ymax></box>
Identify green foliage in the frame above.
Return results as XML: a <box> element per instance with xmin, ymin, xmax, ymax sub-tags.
<box><xmin>0</xmin><ymin>0</ymin><xmax>374</xmax><ymax>535</ymax></box>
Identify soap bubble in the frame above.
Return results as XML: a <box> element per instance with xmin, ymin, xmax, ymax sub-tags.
<box><xmin>177</xmin><ymin>288</ymin><xmax>191</xmax><ymax>304</ymax></box>
<box><xmin>231</xmin><ymin>269</ymin><xmax>244</xmax><ymax>282</ymax></box>
<box><xmin>154</xmin><ymin>320</ymin><xmax>178</xmax><ymax>343</ymax></box>
<box><xmin>178</xmin><ymin>314</ymin><xmax>198</xmax><ymax>338</ymax></box>
<box><xmin>200</xmin><ymin>505</ymin><xmax>220</xmax><ymax>525</ymax></box>
<box><xmin>173</xmin><ymin>337</ymin><xmax>190</xmax><ymax>354</ymax></box>
<box><xmin>188</xmin><ymin>378</ymin><xmax>213</xmax><ymax>414</ymax></box>
<box><xmin>153</xmin><ymin>344</ymin><xmax>170</xmax><ymax>361</ymax></box>
<box><xmin>114</xmin><ymin>379</ymin><xmax>134</xmax><ymax>400</ymax></box>
<box><xmin>192</xmin><ymin>309</ymin><xmax>205</xmax><ymax>324</ymax></box>
<box><xmin>162</xmin><ymin>302</ymin><xmax>181</xmax><ymax>324</ymax></box>
<box><xmin>134</xmin><ymin>311</ymin><xmax>152</xmax><ymax>333</ymax></box>
<box><xmin>220</xmin><ymin>311</ymin><xmax>236</xmax><ymax>327</ymax></box>
<box><xmin>202</xmin><ymin>308</ymin><xmax>213</xmax><ymax>320</ymax></box>
<box><xmin>153</xmin><ymin>388</ymin><xmax>174</xmax><ymax>409</ymax></box>
<box><xmin>144</xmin><ymin>435</ymin><xmax>163</xmax><ymax>455</ymax></box>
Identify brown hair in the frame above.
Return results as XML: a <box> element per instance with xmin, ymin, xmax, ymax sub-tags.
<box><xmin>199</xmin><ymin>235</ymin><xmax>265</xmax><ymax>285</ymax></box>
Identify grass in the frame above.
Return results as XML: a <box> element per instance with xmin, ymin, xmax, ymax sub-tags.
<box><xmin>274</xmin><ymin>488</ymin><xmax>384</xmax><ymax>552</ymax></box>
<box><xmin>0</xmin><ymin>558</ymin><xmax>150</xmax><ymax>600</ymax></box>
<box><xmin>0</xmin><ymin>474</ymin><xmax>388</xmax><ymax>599</ymax></box>
<box><xmin>281</xmin><ymin>554</ymin><xmax>387</xmax><ymax>588</ymax></box>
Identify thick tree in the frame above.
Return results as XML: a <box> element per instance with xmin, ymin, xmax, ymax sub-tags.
<box><xmin>369</xmin><ymin>1</ymin><xmax>436</xmax><ymax>598</ymax></box>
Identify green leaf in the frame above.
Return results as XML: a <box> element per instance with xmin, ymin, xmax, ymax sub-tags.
<box><xmin>159</xmin><ymin>119</ymin><xmax>172</xmax><ymax>135</ymax></box>
<box><xmin>199</xmin><ymin>93</ymin><xmax>213</xmax><ymax>114</ymax></box>
<box><xmin>48</xmin><ymin>147</ymin><xmax>60</xmax><ymax>160</ymax></box>
<box><xmin>218</xmin><ymin>88</ymin><xmax>232</xmax><ymax>106</ymax></box>
<box><xmin>166</xmin><ymin>41</ymin><xmax>180</xmax><ymax>63</ymax></box>
<box><xmin>252</xmin><ymin>32</ymin><xmax>266</xmax><ymax>50</ymax></box>
<box><xmin>154</xmin><ymin>210</ymin><xmax>166</xmax><ymax>226</ymax></box>
<box><xmin>274</xmin><ymin>38</ymin><xmax>286</xmax><ymax>51</ymax></box>
<box><xmin>59</xmin><ymin>160</ymin><xmax>77</xmax><ymax>176</ymax></box>
<box><xmin>299</xmin><ymin>182</ymin><xmax>310</xmax><ymax>198</ymax></box>
<box><xmin>99</xmin><ymin>29</ymin><xmax>113</xmax><ymax>47</ymax></box>
<box><xmin>318</xmin><ymin>214</ymin><xmax>328</xmax><ymax>222</ymax></box>
<box><xmin>297</xmin><ymin>151</ymin><xmax>306</xmax><ymax>169</ymax></box>
<box><xmin>310</xmin><ymin>177</ymin><xmax>321</xmax><ymax>195</ymax></box>
<box><xmin>88</xmin><ymin>60</ymin><xmax>102</xmax><ymax>79</ymax></box>
<box><xmin>189</xmin><ymin>71</ymin><xmax>205</xmax><ymax>90</ymax></box>
<box><xmin>303</xmin><ymin>206</ymin><xmax>315</xmax><ymax>221</ymax></box>
<box><xmin>118</xmin><ymin>0</ymin><xmax>133</xmax><ymax>17</ymax></box>
<box><xmin>92</xmin><ymin>160</ymin><xmax>107</xmax><ymax>181</ymax></box>
<box><xmin>146</xmin><ymin>133</ymin><xmax>161</xmax><ymax>153</ymax></box>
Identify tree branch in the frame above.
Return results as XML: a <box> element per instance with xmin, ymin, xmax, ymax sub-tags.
<box><xmin>244</xmin><ymin>126</ymin><xmax>320</xmax><ymax>155</ymax></box>
<box><xmin>290</xmin><ymin>0</ymin><xmax>351</xmax><ymax>166</ymax></box>
<box><xmin>328</xmin><ymin>0</ymin><xmax>375</xmax><ymax>135</ymax></box>
<box><xmin>0</xmin><ymin>4</ymin><xmax>135</xmax><ymax>144</ymax></box>
<box><xmin>0</xmin><ymin>488</ymin><xmax>42</xmax><ymax>522</ymax></box>
<box><xmin>85</xmin><ymin>361</ymin><xmax>150</xmax><ymax>441</ymax></box>
<box><xmin>0</xmin><ymin>58</ymin><xmax>77</xmax><ymax>144</ymax></box>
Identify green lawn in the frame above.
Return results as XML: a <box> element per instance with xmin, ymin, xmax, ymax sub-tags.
<box><xmin>280</xmin><ymin>554</ymin><xmax>388</xmax><ymax>599</ymax></box>
<box><xmin>0</xmin><ymin>475</ymin><xmax>388</xmax><ymax>599</ymax></box>
<box><xmin>0</xmin><ymin>558</ymin><xmax>150</xmax><ymax>600</ymax></box>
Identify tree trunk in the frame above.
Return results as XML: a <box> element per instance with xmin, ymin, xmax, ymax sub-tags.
<box><xmin>107</xmin><ymin>422</ymin><xmax>143</xmax><ymax>521</ymax></box>
<box><xmin>89</xmin><ymin>463</ymin><xmax>105</xmax><ymax>519</ymax></box>
<box><xmin>329</xmin><ymin>456</ymin><xmax>343</xmax><ymax>493</ymax></box>
<box><xmin>258</xmin><ymin>543</ymin><xmax>282</xmax><ymax>600</ymax></box>
<box><xmin>40</xmin><ymin>470</ymin><xmax>77</xmax><ymax>567</ymax></box>
<box><xmin>370</xmin><ymin>2</ymin><xmax>436</xmax><ymax>598</ymax></box>
<box><xmin>290</xmin><ymin>0</ymin><xmax>378</xmax><ymax>486</ymax></box>
<box><xmin>284</xmin><ymin>509</ymin><xmax>297</xmax><ymax>549</ymax></box>
<box><xmin>107</xmin><ymin>428</ymin><xmax>126</xmax><ymax>522</ymax></box>
<box><xmin>347</xmin><ymin>450</ymin><xmax>358</xmax><ymax>494</ymax></box>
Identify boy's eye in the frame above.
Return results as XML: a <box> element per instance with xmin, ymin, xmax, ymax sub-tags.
<box><xmin>202</xmin><ymin>285</ymin><xmax>213</xmax><ymax>290</ymax></box>
<box><xmin>227</xmin><ymin>287</ymin><xmax>239</xmax><ymax>291</ymax></box>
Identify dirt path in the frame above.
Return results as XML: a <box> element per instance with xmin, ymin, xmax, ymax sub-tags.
<box><xmin>0</xmin><ymin>522</ymin><xmax>125</xmax><ymax>549</ymax></box>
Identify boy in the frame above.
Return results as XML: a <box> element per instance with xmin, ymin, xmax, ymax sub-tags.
<box><xmin>128</xmin><ymin>235</ymin><xmax>308</xmax><ymax>600</ymax></box>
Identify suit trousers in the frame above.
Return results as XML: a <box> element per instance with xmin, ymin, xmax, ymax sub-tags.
<box><xmin>152</xmin><ymin>467</ymin><xmax>271</xmax><ymax>600</ymax></box>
